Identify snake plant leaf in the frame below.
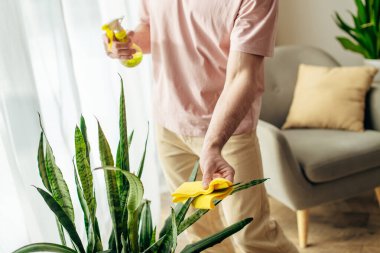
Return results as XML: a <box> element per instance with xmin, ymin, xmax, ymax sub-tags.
<box><xmin>117</xmin><ymin>76</ymin><xmax>131</xmax><ymax>215</ymax></box>
<box><xmin>121</xmin><ymin>233</ymin><xmax>127</xmax><ymax>253</ymax></box>
<box><xmin>150</xmin><ymin>226</ymin><xmax>157</xmax><ymax>245</ymax></box>
<box><xmin>231</xmin><ymin>178</ymin><xmax>268</xmax><ymax>194</ymax></box>
<box><xmin>37</xmin><ymin>132</ymin><xmax>50</xmax><ymax>191</ymax></box>
<box><xmin>94</xmin><ymin>218</ymin><xmax>103</xmax><ymax>252</ymax></box>
<box><xmin>116</xmin><ymin>141</ymin><xmax>129</xmax><ymax>212</ymax></box>
<box><xmin>99</xmin><ymin>167</ymin><xmax>144</xmax><ymax>215</ymax></box>
<box><xmin>75</xmin><ymin>126</ymin><xmax>96</xmax><ymax>222</ymax></box>
<box><xmin>158</xmin><ymin>207</ymin><xmax>179</xmax><ymax>253</ymax></box>
<box><xmin>175</xmin><ymin>198</ymin><xmax>193</xmax><ymax>227</ymax></box>
<box><xmin>12</xmin><ymin>243</ymin><xmax>77</xmax><ymax>253</ymax></box>
<box><xmin>73</xmin><ymin>164</ymin><xmax>95</xmax><ymax>253</ymax></box>
<box><xmin>97</xmin><ymin>122</ymin><xmax>122</xmax><ymax>252</ymax></box>
<box><xmin>108</xmin><ymin>231</ymin><xmax>116</xmax><ymax>251</ymax></box>
<box><xmin>136</xmin><ymin>123</ymin><xmax>149</xmax><ymax>179</ymax></box>
<box><xmin>38</xmin><ymin>127</ymin><xmax>66</xmax><ymax>245</ymax></box>
<box><xmin>34</xmin><ymin>187</ymin><xmax>85</xmax><ymax>253</ymax></box>
<box><xmin>97</xmin><ymin>166</ymin><xmax>144</xmax><ymax>252</ymax></box>
<box><xmin>142</xmin><ymin>235</ymin><xmax>166</xmax><ymax>253</ymax></box>
<box><xmin>80</xmin><ymin>115</ymin><xmax>91</xmax><ymax>166</ymax></box>
<box><xmin>128</xmin><ymin>130</ymin><xmax>134</xmax><ymax>148</ymax></box>
<box><xmin>139</xmin><ymin>200</ymin><xmax>153</xmax><ymax>251</ymax></box>
<box><xmin>180</xmin><ymin>218</ymin><xmax>253</xmax><ymax>253</ymax></box>
<box><xmin>118</xmin><ymin>75</ymin><xmax>130</xmax><ymax>173</ymax></box>
<box><xmin>45</xmin><ymin>141</ymin><xmax>75</xmax><ymax>223</ymax></box>
<box><xmin>56</xmin><ymin>219</ymin><xmax>67</xmax><ymax>246</ymax></box>
<box><xmin>178</xmin><ymin>208</ymin><xmax>209</xmax><ymax>235</ymax></box>
<box><xmin>188</xmin><ymin>161</ymin><xmax>199</xmax><ymax>182</ymax></box>
<box><xmin>171</xmin><ymin>208</ymin><xmax>178</xmax><ymax>252</ymax></box>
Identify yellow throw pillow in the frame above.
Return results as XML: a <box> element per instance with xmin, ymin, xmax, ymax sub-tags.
<box><xmin>282</xmin><ymin>64</ymin><xmax>378</xmax><ymax>132</ymax></box>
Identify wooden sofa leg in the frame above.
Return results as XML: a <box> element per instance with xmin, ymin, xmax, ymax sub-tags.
<box><xmin>297</xmin><ymin>209</ymin><xmax>309</xmax><ymax>248</ymax></box>
<box><xmin>375</xmin><ymin>187</ymin><xmax>380</xmax><ymax>207</ymax></box>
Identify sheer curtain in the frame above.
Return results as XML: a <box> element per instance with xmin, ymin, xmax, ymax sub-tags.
<box><xmin>0</xmin><ymin>0</ymin><xmax>160</xmax><ymax>252</ymax></box>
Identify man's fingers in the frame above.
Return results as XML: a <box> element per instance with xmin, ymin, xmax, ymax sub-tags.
<box><xmin>114</xmin><ymin>42</ymin><xmax>131</xmax><ymax>50</ymax></box>
<box><xmin>127</xmin><ymin>31</ymin><xmax>135</xmax><ymax>39</ymax></box>
<box><xmin>115</xmin><ymin>49</ymin><xmax>136</xmax><ymax>56</ymax></box>
<box><xmin>202</xmin><ymin>172</ymin><xmax>213</xmax><ymax>189</ymax></box>
<box><xmin>225</xmin><ymin>173</ymin><xmax>234</xmax><ymax>183</ymax></box>
<box><xmin>103</xmin><ymin>34</ymin><xmax>110</xmax><ymax>44</ymax></box>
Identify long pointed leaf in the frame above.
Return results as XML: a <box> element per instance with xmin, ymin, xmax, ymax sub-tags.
<box><xmin>128</xmin><ymin>130</ymin><xmax>134</xmax><ymax>148</ymax></box>
<box><xmin>37</xmin><ymin>132</ymin><xmax>50</xmax><ymax>191</ymax></box>
<box><xmin>73</xmin><ymin>164</ymin><xmax>95</xmax><ymax>253</ymax></box>
<box><xmin>34</xmin><ymin>187</ymin><xmax>85</xmax><ymax>253</ymax></box>
<box><xmin>142</xmin><ymin>235</ymin><xmax>166</xmax><ymax>253</ymax></box>
<box><xmin>45</xmin><ymin>141</ymin><xmax>75</xmax><ymax>223</ymax></box>
<box><xmin>56</xmin><ymin>219</ymin><xmax>67</xmax><ymax>246</ymax></box>
<box><xmin>171</xmin><ymin>208</ymin><xmax>178</xmax><ymax>252</ymax></box>
<box><xmin>75</xmin><ymin>126</ymin><xmax>96</xmax><ymax>221</ymax></box>
<box><xmin>97</xmin><ymin>166</ymin><xmax>144</xmax><ymax>253</ymax></box>
<box><xmin>118</xmin><ymin>75</ymin><xmax>130</xmax><ymax>172</ymax></box>
<box><xmin>12</xmin><ymin>243</ymin><xmax>77</xmax><ymax>253</ymax></box>
<box><xmin>137</xmin><ymin>123</ymin><xmax>149</xmax><ymax>179</ymax></box>
<box><xmin>139</xmin><ymin>200</ymin><xmax>153</xmax><ymax>251</ymax></box>
<box><xmin>80</xmin><ymin>115</ymin><xmax>91</xmax><ymax>166</ymax></box>
<box><xmin>97</xmin><ymin>122</ymin><xmax>122</xmax><ymax>252</ymax></box>
<box><xmin>180</xmin><ymin>218</ymin><xmax>253</xmax><ymax>253</ymax></box>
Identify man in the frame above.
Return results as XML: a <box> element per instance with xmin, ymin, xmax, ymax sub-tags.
<box><xmin>104</xmin><ymin>0</ymin><xmax>298</xmax><ymax>252</ymax></box>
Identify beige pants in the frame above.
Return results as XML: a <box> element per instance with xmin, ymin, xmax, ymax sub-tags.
<box><xmin>156</xmin><ymin>126</ymin><xmax>299</xmax><ymax>253</ymax></box>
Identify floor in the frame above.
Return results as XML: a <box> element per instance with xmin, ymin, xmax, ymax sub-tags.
<box><xmin>160</xmin><ymin>191</ymin><xmax>380</xmax><ymax>253</ymax></box>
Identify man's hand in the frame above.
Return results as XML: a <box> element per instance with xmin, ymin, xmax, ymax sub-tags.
<box><xmin>103</xmin><ymin>31</ymin><xmax>136</xmax><ymax>60</ymax></box>
<box><xmin>200</xmin><ymin>147</ymin><xmax>235</xmax><ymax>189</ymax></box>
<box><xmin>102</xmin><ymin>23</ymin><xmax>151</xmax><ymax>57</ymax></box>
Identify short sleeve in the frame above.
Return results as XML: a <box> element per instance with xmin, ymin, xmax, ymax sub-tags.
<box><xmin>230</xmin><ymin>0</ymin><xmax>278</xmax><ymax>57</ymax></box>
<box><xmin>139</xmin><ymin>0</ymin><xmax>150</xmax><ymax>24</ymax></box>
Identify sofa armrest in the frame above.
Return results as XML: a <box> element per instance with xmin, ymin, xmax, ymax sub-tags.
<box><xmin>366</xmin><ymin>84</ymin><xmax>380</xmax><ymax>131</ymax></box>
<box><xmin>257</xmin><ymin>120</ymin><xmax>313</xmax><ymax>210</ymax></box>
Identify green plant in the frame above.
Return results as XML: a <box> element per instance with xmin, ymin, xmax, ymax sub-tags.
<box><xmin>334</xmin><ymin>0</ymin><xmax>380</xmax><ymax>59</ymax></box>
<box><xmin>13</xmin><ymin>76</ymin><xmax>267</xmax><ymax>253</ymax></box>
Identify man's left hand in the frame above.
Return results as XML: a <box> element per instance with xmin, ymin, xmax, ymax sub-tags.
<box><xmin>200</xmin><ymin>148</ymin><xmax>235</xmax><ymax>189</ymax></box>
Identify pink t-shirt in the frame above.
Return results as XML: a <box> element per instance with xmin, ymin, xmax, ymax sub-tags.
<box><xmin>140</xmin><ymin>0</ymin><xmax>278</xmax><ymax>136</ymax></box>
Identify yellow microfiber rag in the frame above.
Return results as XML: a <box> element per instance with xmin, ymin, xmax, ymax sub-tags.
<box><xmin>171</xmin><ymin>178</ymin><xmax>233</xmax><ymax>209</ymax></box>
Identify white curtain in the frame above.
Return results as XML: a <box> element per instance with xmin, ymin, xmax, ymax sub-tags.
<box><xmin>0</xmin><ymin>0</ymin><xmax>160</xmax><ymax>252</ymax></box>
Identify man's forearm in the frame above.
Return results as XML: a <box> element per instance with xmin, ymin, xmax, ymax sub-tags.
<box><xmin>203</xmin><ymin>52</ymin><xmax>264</xmax><ymax>152</ymax></box>
<box><xmin>133</xmin><ymin>23</ymin><xmax>151</xmax><ymax>54</ymax></box>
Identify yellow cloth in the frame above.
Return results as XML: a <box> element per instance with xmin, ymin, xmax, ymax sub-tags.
<box><xmin>171</xmin><ymin>178</ymin><xmax>233</xmax><ymax>209</ymax></box>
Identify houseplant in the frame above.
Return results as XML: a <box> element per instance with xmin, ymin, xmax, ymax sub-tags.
<box><xmin>12</xmin><ymin>76</ymin><xmax>267</xmax><ymax>253</ymax></box>
<box><xmin>334</xmin><ymin>0</ymin><xmax>380</xmax><ymax>81</ymax></box>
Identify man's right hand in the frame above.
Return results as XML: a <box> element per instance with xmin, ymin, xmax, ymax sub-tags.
<box><xmin>103</xmin><ymin>31</ymin><xmax>137</xmax><ymax>60</ymax></box>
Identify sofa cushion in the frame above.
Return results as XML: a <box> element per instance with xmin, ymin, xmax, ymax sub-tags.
<box><xmin>282</xmin><ymin>64</ymin><xmax>378</xmax><ymax>132</ymax></box>
<box><xmin>282</xmin><ymin>129</ymin><xmax>380</xmax><ymax>183</ymax></box>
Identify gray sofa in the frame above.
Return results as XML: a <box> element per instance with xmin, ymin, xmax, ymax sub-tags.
<box><xmin>258</xmin><ymin>45</ymin><xmax>380</xmax><ymax>248</ymax></box>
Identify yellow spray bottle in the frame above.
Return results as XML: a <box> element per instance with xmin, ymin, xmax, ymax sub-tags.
<box><xmin>102</xmin><ymin>17</ymin><xmax>143</xmax><ymax>68</ymax></box>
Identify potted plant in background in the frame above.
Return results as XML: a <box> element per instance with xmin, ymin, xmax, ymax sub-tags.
<box><xmin>334</xmin><ymin>0</ymin><xmax>380</xmax><ymax>82</ymax></box>
<box><xmin>12</xmin><ymin>76</ymin><xmax>266</xmax><ymax>253</ymax></box>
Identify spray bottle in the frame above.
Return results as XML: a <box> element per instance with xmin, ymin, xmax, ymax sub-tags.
<box><xmin>102</xmin><ymin>17</ymin><xmax>143</xmax><ymax>68</ymax></box>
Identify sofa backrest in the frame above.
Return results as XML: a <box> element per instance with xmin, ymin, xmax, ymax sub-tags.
<box><xmin>261</xmin><ymin>45</ymin><xmax>340</xmax><ymax>128</ymax></box>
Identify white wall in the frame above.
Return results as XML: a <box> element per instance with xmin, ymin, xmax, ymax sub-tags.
<box><xmin>277</xmin><ymin>0</ymin><xmax>363</xmax><ymax>66</ymax></box>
